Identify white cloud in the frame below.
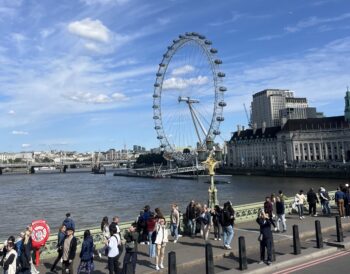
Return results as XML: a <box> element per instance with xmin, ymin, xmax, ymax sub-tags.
<box><xmin>68</xmin><ymin>18</ymin><xmax>110</xmax><ymax>43</ymax></box>
<box><xmin>171</xmin><ymin>65</ymin><xmax>195</xmax><ymax>76</ymax></box>
<box><xmin>11</xmin><ymin>33</ymin><xmax>26</xmax><ymax>43</ymax></box>
<box><xmin>285</xmin><ymin>13</ymin><xmax>350</xmax><ymax>33</ymax></box>
<box><xmin>163</xmin><ymin>76</ymin><xmax>209</xmax><ymax>90</ymax></box>
<box><xmin>21</xmin><ymin>144</ymin><xmax>31</xmax><ymax>148</ymax></box>
<box><xmin>62</xmin><ymin>91</ymin><xmax>128</xmax><ymax>104</ymax></box>
<box><xmin>8</xmin><ymin>110</ymin><xmax>15</xmax><ymax>115</ymax></box>
<box><xmin>12</xmin><ymin>130</ymin><xmax>28</xmax><ymax>135</ymax></box>
<box><xmin>40</xmin><ymin>28</ymin><xmax>55</xmax><ymax>38</ymax></box>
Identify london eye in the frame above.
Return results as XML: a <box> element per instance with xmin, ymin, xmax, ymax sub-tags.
<box><xmin>153</xmin><ymin>32</ymin><xmax>226</xmax><ymax>162</ymax></box>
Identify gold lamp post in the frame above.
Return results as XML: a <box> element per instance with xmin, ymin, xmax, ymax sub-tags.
<box><xmin>202</xmin><ymin>151</ymin><xmax>219</xmax><ymax>209</ymax></box>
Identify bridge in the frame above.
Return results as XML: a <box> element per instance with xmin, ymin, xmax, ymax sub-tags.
<box><xmin>0</xmin><ymin>159</ymin><xmax>136</xmax><ymax>174</ymax></box>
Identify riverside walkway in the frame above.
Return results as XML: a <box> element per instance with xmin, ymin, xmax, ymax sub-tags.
<box><xmin>36</xmin><ymin>211</ymin><xmax>350</xmax><ymax>274</ymax></box>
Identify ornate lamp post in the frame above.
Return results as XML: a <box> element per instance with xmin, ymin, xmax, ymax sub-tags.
<box><xmin>203</xmin><ymin>151</ymin><xmax>219</xmax><ymax>209</ymax></box>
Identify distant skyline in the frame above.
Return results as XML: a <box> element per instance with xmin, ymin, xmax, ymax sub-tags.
<box><xmin>0</xmin><ymin>0</ymin><xmax>349</xmax><ymax>152</ymax></box>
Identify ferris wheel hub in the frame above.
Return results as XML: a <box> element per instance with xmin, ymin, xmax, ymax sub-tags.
<box><xmin>178</xmin><ymin>96</ymin><xmax>200</xmax><ymax>104</ymax></box>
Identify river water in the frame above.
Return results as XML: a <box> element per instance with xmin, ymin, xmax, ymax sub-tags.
<box><xmin>0</xmin><ymin>170</ymin><xmax>346</xmax><ymax>240</ymax></box>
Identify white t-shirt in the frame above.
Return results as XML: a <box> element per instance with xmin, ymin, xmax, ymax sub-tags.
<box><xmin>108</xmin><ymin>234</ymin><xmax>120</xmax><ymax>258</ymax></box>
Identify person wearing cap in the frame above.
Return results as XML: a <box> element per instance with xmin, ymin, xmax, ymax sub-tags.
<box><xmin>62</xmin><ymin>227</ymin><xmax>77</xmax><ymax>274</ymax></box>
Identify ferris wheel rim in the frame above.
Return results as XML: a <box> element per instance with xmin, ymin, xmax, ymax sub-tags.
<box><xmin>152</xmin><ymin>32</ymin><xmax>226</xmax><ymax>158</ymax></box>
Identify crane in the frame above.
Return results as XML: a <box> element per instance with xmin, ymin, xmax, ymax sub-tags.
<box><xmin>243</xmin><ymin>103</ymin><xmax>252</xmax><ymax>128</ymax></box>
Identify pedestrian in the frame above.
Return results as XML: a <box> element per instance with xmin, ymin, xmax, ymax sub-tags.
<box><xmin>17</xmin><ymin>231</ymin><xmax>31</xmax><ymax>274</ymax></box>
<box><xmin>221</xmin><ymin>201</ymin><xmax>235</xmax><ymax>250</ymax></box>
<box><xmin>263</xmin><ymin>197</ymin><xmax>273</xmax><ymax>219</ymax></box>
<box><xmin>77</xmin><ymin>230</ymin><xmax>94</xmax><ymax>274</ymax></box>
<box><xmin>307</xmin><ymin>188</ymin><xmax>319</xmax><ymax>217</ymax></box>
<box><xmin>2</xmin><ymin>239</ymin><xmax>17</xmax><ymax>274</ymax></box>
<box><xmin>294</xmin><ymin>190</ymin><xmax>306</xmax><ymax>219</ymax></box>
<box><xmin>123</xmin><ymin>223</ymin><xmax>139</xmax><ymax>274</ymax></box>
<box><xmin>63</xmin><ymin>213</ymin><xmax>75</xmax><ymax>231</ymax></box>
<box><xmin>51</xmin><ymin>225</ymin><xmax>66</xmax><ymax>272</ymax></box>
<box><xmin>146</xmin><ymin>213</ymin><xmax>157</xmax><ymax>258</ymax></box>
<box><xmin>186</xmin><ymin>200</ymin><xmax>197</xmax><ymax>238</ymax></box>
<box><xmin>98</xmin><ymin>216</ymin><xmax>110</xmax><ymax>258</ymax></box>
<box><xmin>335</xmin><ymin>187</ymin><xmax>346</xmax><ymax>218</ymax></box>
<box><xmin>62</xmin><ymin>227</ymin><xmax>77</xmax><ymax>274</ymax></box>
<box><xmin>199</xmin><ymin>204</ymin><xmax>211</xmax><ymax>241</ymax></box>
<box><xmin>275</xmin><ymin>196</ymin><xmax>287</xmax><ymax>233</ymax></box>
<box><xmin>212</xmin><ymin>205</ymin><xmax>222</xmax><ymax>241</ymax></box>
<box><xmin>154</xmin><ymin>217</ymin><xmax>168</xmax><ymax>271</ymax></box>
<box><xmin>106</xmin><ymin>225</ymin><xmax>121</xmax><ymax>274</ymax></box>
<box><xmin>170</xmin><ymin>204</ymin><xmax>180</xmax><ymax>243</ymax></box>
<box><xmin>344</xmin><ymin>185</ymin><xmax>350</xmax><ymax>217</ymax></box>
<box><xmin>257</xmin><ymin>210</ymin><xmax>275</xmax><ymax>265</ymax></box>
<box><xmin>141</xmin><ymin>206</ymin><xmax>152</xmax><ymax>244</ymax></box>
<box><xmin>25</xmin><ymin>226</ymin><xmax>39</xmax><ymax>274</ymax></box>
<box><xmin>278</xmin><ymin>190</ymin><xmax>287</xmax><ymax>202</ymax></box>
<box><xmin>319</xmin><ymin>187</ymin><xmax>331</xmax><ymax>215</ymax></box>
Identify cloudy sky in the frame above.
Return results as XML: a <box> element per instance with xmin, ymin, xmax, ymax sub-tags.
<box><xmin>0</xmin><ymin>0</ymin><xmax>349</xmax><ymax>152</ymax></box>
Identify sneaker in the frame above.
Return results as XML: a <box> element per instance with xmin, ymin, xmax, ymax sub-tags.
<box><xmin>173</xmin><ymin>240</ymin><xmax>177</xmax><ymax>243</ymax></box>
<box><xmin>302</xmin><ymin>216</ymin><xmax>305</xmax><ymax>219</ymax></box>
<box><xmin>140</xmin><ymin>242</ymin><xmax>145</xmax><ymax>245</ymax></box>
<box><xmin>155</xmin><ymin>265</ymin><xmax>160</xmax><ymax>271</ymax></box>
<box><xmin>225</xmin><ymin>245</ymin><xmax>232</xmax><ymax>250</ymax></box>
<box><xmin>258</xmin><ymin>261</ymin><xmax>264</xmax><ymax>264</ymax></box>
<box><xmin>178</xmin><ymin>234</ymin><xmax>183</xmax><ymax>237</ymax></box>
<box><xmin>274</xmin><ymin>227</ymin><xmax>278</xmax><ymax>232</ymax></box>
<box><xmin>267</xmin><ymin>261</ymin><xmax>272</xmax><ymax>265</ymax></box>
<box><xmin>314</xmin><ymin>214</ymin><xmax>318</xmax><ymax>217</ymax></box>
<box><xmin>60</xmin><ymin>258</ymin><xmax>63</xmax><ymax>263</ymax></box>
<box><xmin>98</xmin><ymin>251</ymin><xmax>102</xmax><ymax>259</ymax></box>
<box><xmin>214</xmin><ymin>238</ymin><xmax>217</xmax><ymax>241</ymax></box>
<box><xmin>299</xmin><ymin>217</ymin><xmax>302</xmax><ymax>220</ymax></box>
<box><xmin>218</xmin><ymin>238</ymin><xmax>222</xmax><ymax>240</ymax></box>
<box><xmin>160</xmin><ymin>263</ymin><xmax>164</xmax><ymax>269</ymax></box>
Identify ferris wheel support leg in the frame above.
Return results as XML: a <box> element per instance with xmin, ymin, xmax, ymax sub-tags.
<box><xmin>189</xmin><ymin>104</ymin><xmax>203</xmax><ymax>144</ymax></box>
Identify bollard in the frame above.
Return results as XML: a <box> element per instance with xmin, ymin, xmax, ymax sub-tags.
<box><xmin>293</xmin><ymin>225</ymin><xmax>301</xmax><ymax>255</ymax></box>
<box><xmin>336</xmin><ymin>216</ymin><xmax>344</xmax><ymax>242</ymax></box>
<box><xmin>271</xmin><ymin>234</ymin><xmax>276</xmax><ymax>262</ymax></box>
<box><xmin>205</xmin><ymin>243</ymin><xmax>214</xmax><ymax>274</ymax></box>
<box><xmin>168</xmin><ymin>251</ymin><xmax>177</xmax><ymax>274</ymax></box>
<box><xmin>124</xmin><ymin>262</ymin><xmax>133</xmax><ymax>274</ymax></box>
<box><xmin>238</xmin><ymin>236</ymin><xmax>247</xmax><ymax>270</ymax></box>
<box><xmin>315</xmin><ymin>220</ymin><xmax>323</xmax><ymax>248</ymax></box>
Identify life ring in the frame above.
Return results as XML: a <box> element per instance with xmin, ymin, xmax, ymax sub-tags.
<box><xmin>31</xmin><ymin>220</ymin><xmax>50</xmax><ymax>249</ymax></box>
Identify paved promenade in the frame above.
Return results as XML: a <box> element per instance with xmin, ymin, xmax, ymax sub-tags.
<box><xmin>36</xmin><ymin>212</ymin><xmax>350</xmax><ymax>274</ymax></box>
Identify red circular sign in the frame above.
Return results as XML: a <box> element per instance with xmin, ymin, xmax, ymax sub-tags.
<box><xmin>31</xmin><ymin>220</ymin><xmax>50</xmax><ymax>249</ymax></box>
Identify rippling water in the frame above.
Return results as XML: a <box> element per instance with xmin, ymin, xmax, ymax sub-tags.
<box><xmin>0</xmin><ymin>170</ymin><xmax>345</xmax><ymax>240</ymax></box>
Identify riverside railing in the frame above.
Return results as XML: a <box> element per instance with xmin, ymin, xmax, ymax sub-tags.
<box><xmin>1</xmin><ymin>190</ymin><xmax>337</xmax><ymax>259</ymax></box>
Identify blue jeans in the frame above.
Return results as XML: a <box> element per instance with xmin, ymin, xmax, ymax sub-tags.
<box><xmin>223</xmin><ymin>225</ymin><xmax>234</xmax><ymax>246</ymax></box>
<box><xmin>148</xmin><ymin>232</ymin><xmax>156</xmax><ymax>257</ymax></box>
<box><xmin>187</xmin><ymin>219</ymin><xmax>196</xmax><ymax>236</ymax></box>
<box><xmin>322</xmin><ymin>201</ymin><xmax>331</xmax><ymax>215</ymax></box>
<box><xmin>170</xmin><ymin>223</ymin><xmax>178</xmax><ymax>240</ymax></box>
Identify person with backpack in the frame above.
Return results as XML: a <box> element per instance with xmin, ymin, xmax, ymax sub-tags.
<box><xmin>221</xmin><ymin>201</ymin><xmax>235</xmax><ymax>250</ymax></box>
<box><xmin>51</xmin><ymin>225</ymin><xmax>66</xmax><ymax>272</ymax></box>
<box><xmin>106</xmin><ymin>226</ymin><xmax>121</xmax><ymax>274</ymax></box>
<box><xmin>122</xmin><ymin>223</ymin><xmax>139</xmax><ymax>274</ymax></box>
<box><xmin>199</xmin><ymin>204</ymin><xmax>211</xmax><ymax>241</ymax></box>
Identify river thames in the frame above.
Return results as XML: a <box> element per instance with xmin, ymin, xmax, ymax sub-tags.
<box><xmin>0</xmin><ymin>171</ymin><xmax>346</xmax><ymax>240</ymax></box>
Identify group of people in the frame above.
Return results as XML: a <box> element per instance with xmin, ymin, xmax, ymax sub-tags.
<box><xmin>0</xmin><ymin>225</ymin><xmax>40</xmax><ymax>274</ymax></box>
<box><xmin>185</xmin><ymin>200</ymin><xmax>236</xmax><ymax>250</ymax></box>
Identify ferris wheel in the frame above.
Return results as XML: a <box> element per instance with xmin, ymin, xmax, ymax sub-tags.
<box><xmin>152</xmin><ymin>32</ymin><xmax>226</xmax><ymax>161</ymax></box>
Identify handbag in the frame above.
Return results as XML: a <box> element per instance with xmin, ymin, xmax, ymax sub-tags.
<box><xmin>125</xmin><ymin>240</ymin><xmax>135</xmax><ymax>251</ymax></box>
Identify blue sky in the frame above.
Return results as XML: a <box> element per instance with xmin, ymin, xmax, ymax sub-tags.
<box><xmin>0</xmin><ymin>0</ymin><xmax>349</xmax><ymax>152</ymax></box>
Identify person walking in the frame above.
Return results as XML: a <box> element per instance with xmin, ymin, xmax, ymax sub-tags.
<box><xmin>335</xmin><ymin>187</ymin><xmax>346</xmax><ymax>218</ymax></box>
<box><xmin>50</xmin><ymin>225</ymin><xmax>66</xmax><ymax>272</ymax></box>
<box><xmin>275</xmin><ymin>196</ymin><xmax>287</xmax><ymax>232</ymax></box>
<box><xmin>212</xmin><ymin>205</ymin><xmax>222</xmax><ymax>241</ymax></box>
<box><xmin>170</xmin><ymin>204</ymin><xmax>180</xmax><ymax>243</ymax></box>
<box><xmin>77</xmin><ymin>230</ymin><xmax>94</xmax><ymax>274</ymax></box>
<box><xmin>62</xmin><ymin>213</ymin><xmax>75</xmax><ymax>231</ymax></box>
<box><xmin>263</xmin><ymin>197</ymin><xmax>273</xmax><ymax>219</ymax></box>
<box><xmin>307</xmin><ymin>188</ymin><xmax>319</xmax><ymax>217</ymax></box>
<box><xmin>221</xmin><ymin>201</ymin><xmax>235</xmax><ymax>250</ymax></box>
<box><xmin>154</xmin><ymin>217</ymin><xmax>168</xmax><ymax>271</ymax></box>
<box><xmin>122</xmin><ymin>223</ymin><xmax>139</xmax><ymax>274</ymax></box>
<box><xmin>295</xmin><ymin>190</ymin><xmax>306</xmax><ymax>219</ymax></box>
<box><xmin>62</xmin><ymin>227</ymin><xmax>77</xmax><ymax>274</ymax></box>
<box><xmin>319</xmin><ymin>187</ymin><xmax>331</xmax><ymax>215</ymax></box>
<box><xmin>17</xmin><ymin>231</ymin><xmax>31</xmax><ymax>274</ymax></box>
<box><xmin>257</xmin><ymin>211</ymin><xmax>275</xmax><ymax>265</ymax></box>
<box><xmin>106</xmin><ymin>226</ymin><xmax>121</xmax><ymax>274</ymax></box>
